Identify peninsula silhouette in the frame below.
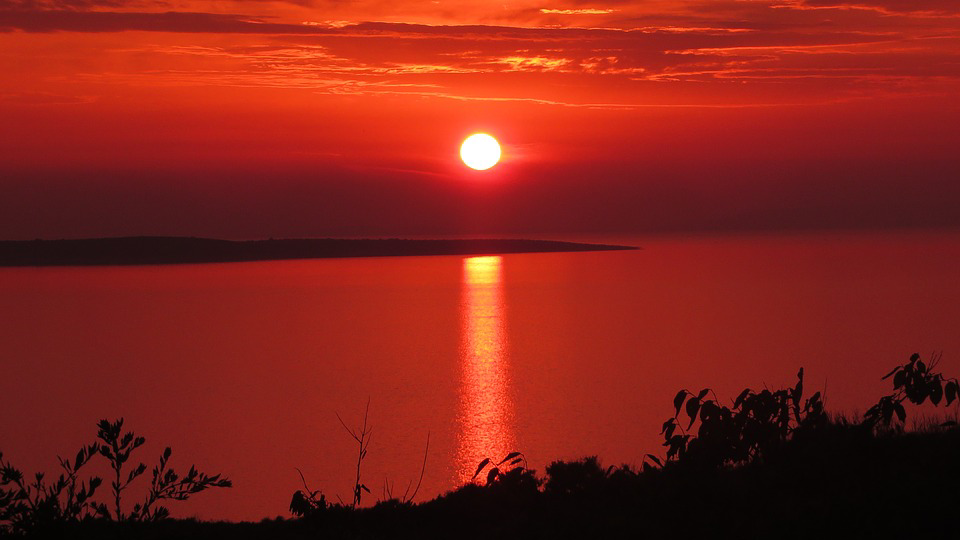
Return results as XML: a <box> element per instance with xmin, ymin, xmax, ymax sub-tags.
<box><xmin>0</xmin><ymin>237</ymin><xmax>637</xmax><ymax>266</ymax></box>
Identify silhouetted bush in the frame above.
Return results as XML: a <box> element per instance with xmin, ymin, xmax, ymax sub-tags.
<box><xmin>0</xmin><ymin>444</ymin><xmax>100</xmax><ymax>535</ymax></box>
<box><xmin>0</xmin><ymin>418</ymin><xmax>230</xmax><ymax>536</ymax></box>
<box><xmin>657</xmin><ymin>367</ymin><xmax>828</xmax><ymax>470</ymax></box>
<box><xmin>649</xmin><ymin>352</ymin><xmax>959</xmax><ymax>474</ymax></box>
<box><xmin>866</xmin><ymin>352</ymin><xmax>959</xmax><ymax>428</ymax></box>
<box><xmin>472</xmin><ymin>452</ymin><xmax>528</xmax><ymax>486</ymax></box>
<box><xmin>543</xmin><ymin>456</ymin><xmax>611</xmax><ymax>498</ymax></box>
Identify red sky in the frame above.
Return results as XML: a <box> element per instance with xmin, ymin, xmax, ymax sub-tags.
<box><xmin>1</xmin><ymin>0</ymin><xmax>958</xmax><ymax>238</ymax></box>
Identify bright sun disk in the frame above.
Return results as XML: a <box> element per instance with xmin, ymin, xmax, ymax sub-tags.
<box><xmin>460</xmin><ymin>133</ymin><xmax>501</xmax><ymax>171</ymax></box>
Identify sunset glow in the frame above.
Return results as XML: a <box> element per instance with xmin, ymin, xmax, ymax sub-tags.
<box><xmin>0</xmin><ymin>0</ymin><xmax>957</xmax><ymax>237</ymax></box>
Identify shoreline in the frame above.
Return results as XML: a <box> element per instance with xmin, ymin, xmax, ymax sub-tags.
<box><xmin>0</xmin><ymin>237</ymin><xmax>637</xmax><ymax>267</ymax></box>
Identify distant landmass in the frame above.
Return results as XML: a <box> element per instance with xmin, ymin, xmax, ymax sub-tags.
<box><xmin>0</xmin><ymin>237</ymin><xmax>637</xmax><ymax>266</ymax></box>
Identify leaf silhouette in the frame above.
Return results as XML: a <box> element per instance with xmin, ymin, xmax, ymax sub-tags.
<box><xmin>472</xmin><ymin>458</ymin><xmax>491</xmax><ymax>480</ymax></box>
<box><xmin>894</xmin><ymin>370</ymin><xmax>907</xmax><ymax>390</ymax></box>
<box><xmin>486</xmin><ymin>467</ymin><xmax>500</xmax><ymax>486</ymax></box>
<box><xmin>497</xmin><ymin>452</ymin><xmax>522</xmax><ymax>466</ymax></box>
<box><xmin>686</xmin><ymin>399</ymin><xmax>701</xmax><ymax>429</ymax></box>
<box><xmin>673</xmin><ymin>390</ymin><xmax>687</xmax><ymax>416</ymax></box>
<box><xmin>881</xmin><ymin>366</ymin><xmax>900</xmax><ymax>380</ymax></box>
<box><xmin>734</xmin><ymin>388</ymin><xmax>751</xmax><ymax>409</ymax></box>
<box><xmin>930</xmin><ymin>383</ymin><xmax>943</xmax><ymax>405</ymax></box>
<box><xmin>945</xmin><ymin>381</ymin><xmax>957</xmax><ymax>406</ymax></box>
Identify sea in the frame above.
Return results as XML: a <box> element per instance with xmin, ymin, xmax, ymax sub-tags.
<box><xmin>2</xmin><ymin>229</ymin><xmax>959</xmax><ymax>521</ymax></box>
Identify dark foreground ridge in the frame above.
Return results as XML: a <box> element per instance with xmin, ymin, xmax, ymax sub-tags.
<box><xmin>0</xmin><ymin>237</ymin><xmax>637</xmax><ymax>266</ymax></box>
<box><xmin>8</xmin><ymin>427</ymin><xmax>960</xmax><ymax>539</ymax></box>
<box><xmin>4</xmin><ymin>354</ymin><xmax>959</xmax><ymax>539</ymax></box>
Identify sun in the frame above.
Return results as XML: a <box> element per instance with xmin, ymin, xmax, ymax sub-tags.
<box><xmin>460</xmin><ymin>133</ymin><xmax>501</xmax><ymax>171</ymax></box>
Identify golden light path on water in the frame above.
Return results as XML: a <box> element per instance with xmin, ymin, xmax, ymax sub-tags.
<box><xmin>456</xmin><ymin>256</ymin><xmax>515</xmax><ymax>484</ymax></box>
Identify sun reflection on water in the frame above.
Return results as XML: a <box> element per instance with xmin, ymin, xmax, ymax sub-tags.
<box><xmin>456</xmin><ymin>256</ymin><xmax>515</xmax><ymax>485</ymax></box>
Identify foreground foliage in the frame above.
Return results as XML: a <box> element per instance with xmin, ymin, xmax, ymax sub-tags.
<box><xmin>55</xmin><ymin>423</ymin><xmax>960</xmax><ymax>539</ymax></box>
<box><xmin>0</xmin><ymin>418</ymin><xmax>231</xmax><ymax>536</ymax></box>
<box><xmin>4</xmin><ymin>353</ymin><xmax>959</xmax><ymax>538</ymax></box>
<box><xmin>654</xmin><ymin>352</ymin><xmax>959</xmax><ymax>473</ymax></box>
<box><xmin>658</xmin><ymin>367</ymin><xmax>826</xmax><ymax>470</ymax></box>
<box><xmin>276</xmin><ymin>352</ymin><xmax>960</xmax><ymax>538</ymax></box>
<box><xmin>866</xmin><ymin>352</ymin><xmax>959</xmax><ymax>426</ymax></box>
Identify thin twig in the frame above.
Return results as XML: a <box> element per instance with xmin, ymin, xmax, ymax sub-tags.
<box><xmin>405</xmin><ymin>432</ymin><xmax>429</xmax><ymax>503</ymax></box>
<box><xmin>335</xmin><ymin>412</ymin><xmax>361</xmax><ymax>443</ymax></box>
<box><xmin>295</xmin><ymin>468</ymin><xmax>313</xmax><ymax>495</ymax></box>
<box><xmin>337</xmin><ymin>398</ymin><xmax>372</xmax><ymax>508</ymax></box>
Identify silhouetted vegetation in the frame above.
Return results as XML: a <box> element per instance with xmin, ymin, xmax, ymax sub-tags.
<box><xmin>291</xmin><ymin>401</ymin><xmax>430</xmax><ymax>519</ymax></box>
<box><xmin>4</xmin><ymin>354</ymin><xmax>960</xmax><ymax>538</ymax></box>
<box><xmin>656</xmin><ymin>367</ymin><xmax>827</xmax><ymax>471</ymax></box>
<box><xmin>0</xmin><ymin>445</ymin><xmax>101</xmax><ymax>535</ymax></box>
<box><xmin>336</xmin><ymin>400</ymin><xmax>373</xmax><ymax>509</ymax></box>
<box><xmin>865</xmin><ymin>352</ymin><xmax>959</xmax><ymax>427</ymax></box>
<box><xmin>0</xmin><ymin>418</ymin><xmax>231</xmax><ymax>536</ymax></box>
<box><xmin>472</xmin><ymin>452</ymin><xmax>528</xmax><ymax>486</ymax></box>
<box><xmin>271</xmin><ymin>352</ymin><xmax>960</xmax><ymax>538</ymax></box>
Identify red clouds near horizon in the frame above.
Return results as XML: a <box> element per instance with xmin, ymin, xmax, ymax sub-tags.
<box><xmin>1</xmin><ymin>0</ymin><xmax>958</xmax><ymax>238</ymax></box>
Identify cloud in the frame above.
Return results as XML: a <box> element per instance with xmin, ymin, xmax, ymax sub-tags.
<box><xmin>0</xmin><ymin>0</ymin><xmax>143</xmax><ymax>9</ymax></box>
<box><xmin>539</xmin><ymin>8</ymin><xmax>615</xmax><ymax>15</ymax></box>
<box><xmin>0</xmin><ymin>9</ymin><xmax>340</xmax><ymax>33</ymax></box>
<box><xmin>2</xmin><ymin>1</ymin><xmax>957</xmax><ymax>108</ymax></box>
<box><xmin>0</xmin><ymin>91</ymin><xmax>97</xmax><ymax>104</ymax></box>
<box><xmin>793</xmin><ymin>0</ymin><xmax>960</xmax><ymax>15</ymax></box>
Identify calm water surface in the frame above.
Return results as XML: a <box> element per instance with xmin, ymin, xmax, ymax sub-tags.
<box><xmin>2</xmin><ymin>230</ymin><xmax>960</xmax><ymax>521</ymax></box>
